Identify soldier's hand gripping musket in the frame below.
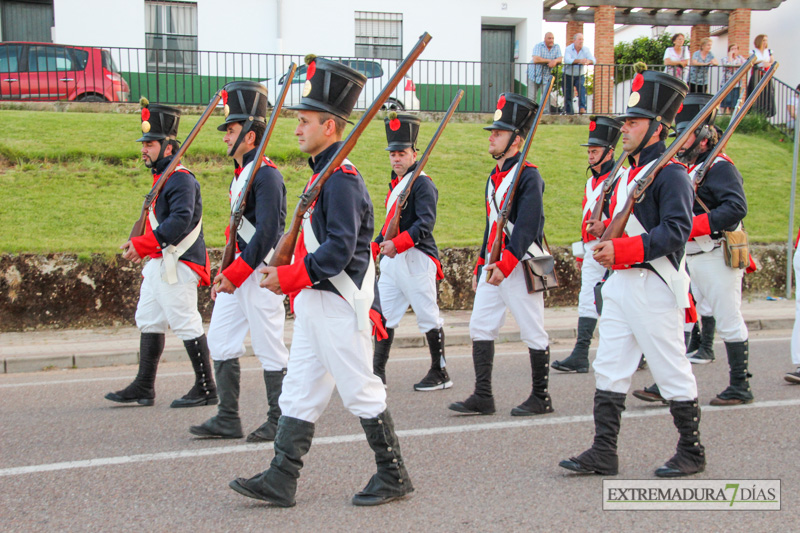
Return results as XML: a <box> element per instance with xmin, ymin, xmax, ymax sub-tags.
<box><xmin>382</xmin><ymin>89</ymin><xmax>463</xmax><ymax>242</ymax></box>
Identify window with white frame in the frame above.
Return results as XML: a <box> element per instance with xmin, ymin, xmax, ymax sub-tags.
<box><xmin>145</xmin><ymin>1</ymin><xmax>198</xmax><ymax>74</ymax></box>
<box><xmin>354</xmin><ymin>11</ymin><xmax>402</xmax><ymax>59</ymax></box>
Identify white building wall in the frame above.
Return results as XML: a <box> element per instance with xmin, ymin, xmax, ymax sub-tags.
<box><xmin>54</xmin><ymin>0</ymin><xmax>144</xmax><ymax>48</ymax></box>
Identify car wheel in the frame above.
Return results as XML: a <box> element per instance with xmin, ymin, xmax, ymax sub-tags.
<box><xmin>381</xmin><ymin>98</ymin><xmax>405</xmax><ymax>111</ymax></box>
<box><xmin>78</xmin><ymin>95</ymin><xmax>108</xmax><ymax>103</ymax></box>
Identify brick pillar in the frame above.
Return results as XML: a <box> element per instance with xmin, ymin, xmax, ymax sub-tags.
<box><xmin>566</xmin><ymin>21</ymin><xmax>584</xmax><ymax>45</ymax></box>
<box><xmin>690</xmin><ymin>24</ymin><xmax>710</xmax><ymax>55</ymax></box>
<box><xmin>593</xmin><ymin>5</ymin><xmax>615</xmax><ymax>114</ymax></box>
<box><xmin>728</xmin><ymin>8</ymin><xmax>751</xmax><ymax>56</ymax></box>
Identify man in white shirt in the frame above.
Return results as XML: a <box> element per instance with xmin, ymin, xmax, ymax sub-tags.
<box><xmin>563</xmin><ymin>33</ymin><xmax>595</xmax><ymax>115</ymax></box>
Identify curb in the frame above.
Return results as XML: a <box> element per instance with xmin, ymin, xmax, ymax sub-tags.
<box><xmin>3</xmin><ymin>318</ymin><xmax>793</xmax><ymax>374</ymax></box>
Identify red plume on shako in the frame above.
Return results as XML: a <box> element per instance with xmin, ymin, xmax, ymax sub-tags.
<box><xmin>589</xmin><ymin>120</ymin><xmax>597</xmax><ymax>132</ymax></box>
<box><xmin>388</xmin><ymin>111</ymin><xmax>401</xmax><ymax>131</ymax></box>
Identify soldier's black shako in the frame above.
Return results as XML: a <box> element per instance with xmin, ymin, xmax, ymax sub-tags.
<box><xmin>287</xmin><ymin>57</ymin><xmax>367</xmax><ymax>123</ymax></box>
<box><xmin>484</xmin><ymin>92</ymin><xmax>538</xmax><ymax>160</ymax></box>
<box><xmin>581</xmin><ymin>116</ymin><xmax>622</xmax><ymax>148</ymax></box>
<box><xmin>674</xmin><ymin>93</ymin><xmax>716</xmax><ymax>136</ymax></box>
<box><xmin>619</xmin><ymin>69</ymin><xmax>689</xmax><ymax>157</ymax></box>
<box><xmin>137</xmin><ymin>102</ymin><xmax>182</xmax><ymax>163</ymax></box>
<box><xmin>385</xmin><ymin>113</ymin><xmax>421</xmax><ymax>152</ymax></box>
<box><xmin>218</xmin><ymin>81</ymin><xmax>268</xmax><ymax>157</ymax></box>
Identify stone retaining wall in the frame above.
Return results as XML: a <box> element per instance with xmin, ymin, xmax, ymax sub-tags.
<box><xmin>0</xmin><ymin>244</ymin><xmax>790</xmax><ymax>332</ymax></box>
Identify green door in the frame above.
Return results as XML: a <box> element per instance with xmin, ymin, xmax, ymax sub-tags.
<box><xmin>1</xmin><ymin>0</ymin><xmax>54</xmax><ymax>42</ymax></box>
<box><xmin>480</xmin><ymin>25</ymin><xmax>514</xmax><ymax>113</ymax></box>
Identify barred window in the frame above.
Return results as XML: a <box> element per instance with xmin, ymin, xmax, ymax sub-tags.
<box><xmin>354</xmin><ymin>11</ymin><xmax>402</xmax><ymax>60</ymax></box>
<box><xmin>145</xmin><ymin>1</ymin><xmax>198</xmax><ymax>74</ymax></box>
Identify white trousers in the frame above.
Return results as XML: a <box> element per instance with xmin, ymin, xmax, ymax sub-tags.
<box><xmin>469</xmin><ymin>262</ymin><xmax>548</xmax><ymax>350</ymax></box>
<box><xmin>792</xmin><ymin>248</ymin><xmax>800</xmax><ymax>365</ymax></box>
<box><xmin>578</xmin><ymin>241</ymin><xmax>605</xmax><ymax>319</ymax></box>
<box><xmin>279</xmin><ymin>289</ymin><xmax>387</xmax><ymax>423</ymax></box>
<box><xmin>378</xmin><ymin>248</ymin><xmax>443</xmax><ymax>331</ymax></box>
<box><xmin>594</xmin><ymin>269</ymin><xmax>698</xmax><ymax>401</ymax></box>
<box><xmin>135</xmin><ymin>258</ymin><xmax>204</xmax><ymax>340</ymax></box>
<box><xmin>687</xmin><ymin>247</ymin><xmax>748</xmax><ymax>342</ymax></box>
<box><xmin>207</xmin><ymin>270</ymin><xmax>289</xmax><ymax>371</ymax></box>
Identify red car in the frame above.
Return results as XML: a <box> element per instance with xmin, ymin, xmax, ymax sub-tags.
<box><xmin>0</xmin><ymin>42</ymin><xmax>130</xmax><ymax>102</ymax></box>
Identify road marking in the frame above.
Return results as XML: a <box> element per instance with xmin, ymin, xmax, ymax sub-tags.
<box><xmin>2</xmin><ymin>398</ymin><xmax>799</xmax><ymax>478</ymax></box>
<box><xmin>0</xmin><ymin>335</ymin><xmax>791</xmax><ymax>389</ymax></box>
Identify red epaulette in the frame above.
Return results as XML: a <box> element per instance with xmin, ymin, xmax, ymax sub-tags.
<box><xmin>335</xmin><ymin>164</ymin><xmax>358</xmax><ymax>175</ymax></box>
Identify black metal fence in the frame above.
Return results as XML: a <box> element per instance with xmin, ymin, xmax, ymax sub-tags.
<box><xmin>1</xmin><ymin>43</ymin><xmax>797</xmax><ymax>135</ymax></box>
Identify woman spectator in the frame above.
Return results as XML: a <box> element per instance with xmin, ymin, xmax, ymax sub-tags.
<box><xmin>788</xmin><ymin>84</ymin><xmax>799</xmax><ymax>132</ymax></box>
<box><xmin>664</xmin><ymin>33</ymin><xmax>689</xmax><ymax>81</ymax></box>
<box><xmin>688</xmin><ymin>38</ymin><xmax>718</xmax><ymax>93</ymax></box>
<box><xmin>747</xmin><ymin>34</ymin><xmax>776</xmax><ymax>117</ymax></box>
<box><xmin>721</xmin><ymin>44</ymin><xmax>746</xmax><ymax>114</ymax></box>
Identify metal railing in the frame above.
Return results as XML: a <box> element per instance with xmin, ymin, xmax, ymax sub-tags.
<box><xmin>1</xmin><ymin>43</ymin><xmax>797</xmax><ymax>136</ymax></box>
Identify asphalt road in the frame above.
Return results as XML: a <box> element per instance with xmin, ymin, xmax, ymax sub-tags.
<box><xmin>1</xmin><ymin>329</ymin><xmax>797</xmax><ymax>532</ymax></box>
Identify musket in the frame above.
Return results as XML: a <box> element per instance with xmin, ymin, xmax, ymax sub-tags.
<box><xmin>129</xmin><ymin>89</ymin><xmax>226</xmax><ymax>239</ymax></box>
<box><xmin>268</xmin><ymin>32</ymin><xmax>432</xmax><ymax>268</ymax></box>
<box><xmin>383</xmin><ymin>89</ymin><xmax>464</xmax><ymax>242</ymax></box>
<box><xmin>588</xmin><ymin>149</ymin><xmax>629</xmax><ymax>224</ymax></box>
<box><xmin>693</xmin><ymin>61</ymin><xmax>779</xmax><ymax>189</ymax></box>
<box><xmin>218</xmin><ymin>63</ymin><xmax>297</xmax><ymax>277</ymax></box>
<box><xmin>486</xmin><ymin>76</ymin><xmax>554</xmax><ymax>279</ymax></box>
<box><xmin>599</xmin><ymin>54</ymin><xmax>756</xmax><ymax>243</ymax></box>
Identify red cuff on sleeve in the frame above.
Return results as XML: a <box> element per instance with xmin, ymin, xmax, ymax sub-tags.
<box><xmin>474</xmin><ymin>256</ymin><xmax>486</xmax><ymax>275</ymax></box>
<box><xmin>576</xmin><ymin>257</ymin><xmax>584</xmax><ymax>263</ymax></box>
<box><xmin>371</xmin><ymin>241</ymin><xmax>380</xmax><ymax>262</ymax></box>
<box><xmin>612</xmin><ymin>236</ymin><xmax>644</xmax><ymax>266</ymax></box>
<box><xmin>392</xmin><ymin>231</ymin><xmax>415</xmax><ymax>254</ymax></box>
<box><xmin>689</xmin><ymin>213</ymin><xmax>711</xmax><ymax>239</ymax></box>
<box><xmin>130</xmin><ymin>231</ymin><xmax>160</xmax><ymax>257</ymax></box>
<box><xmin>495</xmin><ymin>248</ymin><xmax>520</xmax><ymax>278</ymax></box>
<box><xmin>222</xmin><ymin>256</ymin><xmax>253</xmax><ymax>288</ymax></box>
<box><xmin>277</xmin><ymin>259</ymin><xmax>313</xmax><ymax>295</ymax></box>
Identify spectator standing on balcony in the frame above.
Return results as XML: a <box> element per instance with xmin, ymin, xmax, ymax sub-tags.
<box><xmin>528</xmin><ymin>32</ymin><xmax>562</xmax><ymax>111</ymax></box>
<box><xmin>688</xmin><ymin>38</ymin><xmax>718</xmax><ymax>94</ymax></box>
<box><xmin>748</xmin><ymin>34</ymin><xmax>776</xmax><ymax>117</ymax></box>
<box><xmin>720</xmin><ymin>44</ymin><xmax>746</xmax><ymax>114</ymax></box>
<box><xmin>663</xmin><ymin>33</ymin><xmax>689</xmax><ymax>81</ymax></box>
<box><xmin>563</xmin><ymin>33</ymin><xmax>595</xmax><ymax>115</ymax></box>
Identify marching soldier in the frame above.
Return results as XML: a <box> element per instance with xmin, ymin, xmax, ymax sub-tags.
<box><xmin>559</xmin><ymin>70</ymin><xmax>706</xmax><ymax>477</ymax></box>
<box><xmin>372</xmin><ymin>113</ymin><xmax>451</xmax><ymax>391</ymax></box>
<box><xmin>229</xmin><ymin>57</ymin><xmax>413</xmax><ymax>507</ymax></box>
<box><xmin>552</xmin><ymin>116</ymin><xmax>623</xmax><ymax>374</ymax></box>
<box><xmin>449</xmin><ymin>93</ymin><xmax>553</xmax><ymax>417</ymax></box>
<box><xmin>106</xmin><ymin>102</ymin><xmax>217</xmax><ymax>408</ymax></box>
<box><xmin>634</xmin><ymin>93</ymin><xmax>751</xmax><ymax>407</ymax></box>
<box><xmin>189</xmin><ymin>81</ymin><xmax>290</xmax><ymax>441</ymax></box>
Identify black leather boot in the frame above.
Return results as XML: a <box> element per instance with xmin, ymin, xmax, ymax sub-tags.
<box><xmin>105</xmin><ymin>332</ymin><xmax>164</xmax><ymax>406</ymax></box>
<box><xmin>247</xmin><ymin>368</ymin><xmax>287</xmax><ymax>442</ymax></box>
<box><xmin>229</xmin><ymin>416</ymin><xmax>315</xmax><ymax>507</ymax></box>
<box><xmin>171</xmin><ymin>335</ymin><xmax>219</xmax><ymax>408</ymax></box>
<box><xmin>686</xmin><ymin>322</ymin><xmax>701</xmax><ymax>352</ymax></box>
<box><xmin>511</xmin><ymin>347</ymin><xmax>554</xmax><ymax>416</ymax></box>
<box><xmin>553</xmin><ymin>317</ymin><xmax>596</xmax><ymax>373</ymax></box>
<box><xmin>710</xmin><ymin>340</ymin><xmax>754</xmax><ymax>406</ymax></box>
<box><xmin>352</xmin><ymin>409</ymin><xmax>414</xmax><ymax>506</ymax></box>
<box><xmin>559</xmin><ymin>389</ymin><xmax>626</xmax><ymax>475</ymax></box>
<box><xmin>449</xmin><ymin>340</ymin><xmax>496</xmax><ymax>415</ymax></box>
<box><xmin>632</xmin><ymin>383</ymin><xmax>667</xmax><ymax>404</ymax></box>
<box><xmin>189</xmin><ymin>359</ymin><xmax>243</xmax><ymax>438</ymax></box>
<box><xmin>687</xmin><ymin>315</ymin><xmax>716</xmax><ymax>364</ymax></box>
<box><xmin>414</xmin><ymin>328</ymin><xmax>453</xmax><ymax>391</ymax></box>
<box><xmin>655</xmin><ymin>400</ymin><xmax>706</xmax><ymax>477</ymax></box>
<box><xmin>372</xmin><ymin>328</ymin><xmax>394</xmax><ymax>386</ymax></box>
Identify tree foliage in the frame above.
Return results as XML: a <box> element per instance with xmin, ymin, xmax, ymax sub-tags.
<box><xmin>614</xmin><ymin>32</ymin><xmax>684</xmax><ymax>81</ymax></box>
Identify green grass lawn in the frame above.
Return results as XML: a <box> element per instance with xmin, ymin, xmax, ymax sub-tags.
<box><xmin>0</xmin><ymin>110</ymin><xmax>796</xmax><ymax>254</ymax></box>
